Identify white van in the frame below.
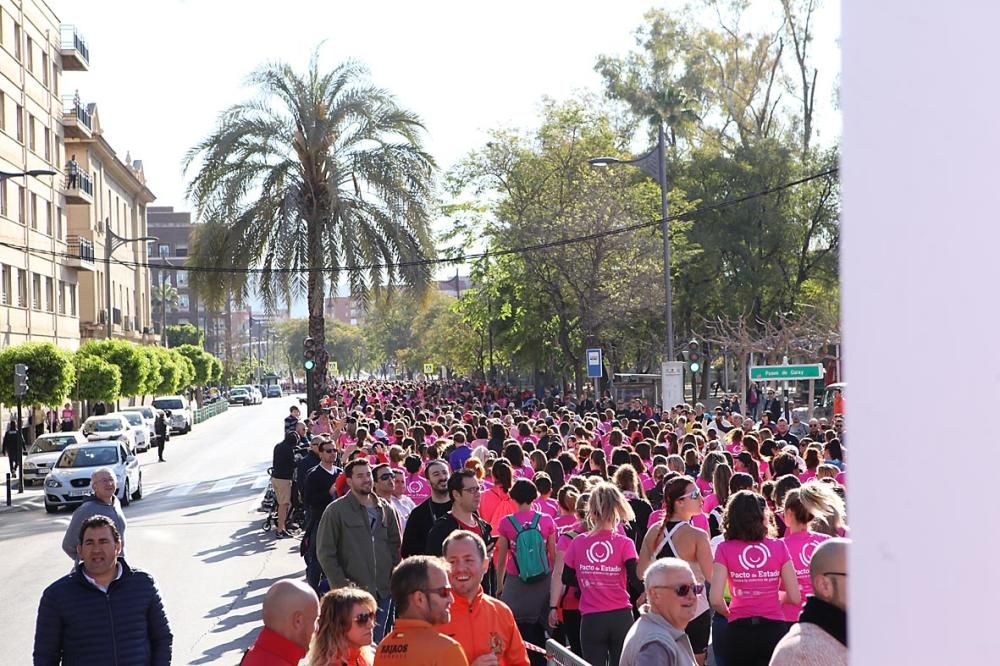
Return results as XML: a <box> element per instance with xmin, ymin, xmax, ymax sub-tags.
<box><xmin>151</xmin><ymin>395</ymin><xmax>193</xmax><ymax>434</ymax></box>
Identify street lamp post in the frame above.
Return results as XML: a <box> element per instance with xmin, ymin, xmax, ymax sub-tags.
<box><xmin>589</xmin><ymin>123</ymin><xmax>682</xmax><ymax>407</ymax></box>
<box><xmin>104</xmin><ymin>216</ymin><xmax>157</xmax><ymax>339</ymax></box>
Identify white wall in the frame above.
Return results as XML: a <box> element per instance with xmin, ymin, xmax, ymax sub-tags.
<box><xmin>844</xmin><ymin>2</ymin><xmax>1000</xmax><ymax>662</ymax></box>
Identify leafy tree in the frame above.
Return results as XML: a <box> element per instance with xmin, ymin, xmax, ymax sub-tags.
<box><xmin>165</xmin><ymin>323</ymin><xmax>205</xmax><ymax>348</ymax></box>
<box><xmin>151</xmin><ymin>282</ymin><xmax>180</xmax><ymax>316</ymax></box>
<box><xmin>208</xmin><ymin>356</ymin><xmax>224</xmax><ymax>383</ymax></box>
<box><xmin>71</xmin><ymin>354</ymin><xmax>122</xmax><ymax>403</ymax></box>
<box><xmin>0</xmin><ymin>342</ymin><xmax>76</xmax><ymax>406</ymax></box>
<box><xmin>140</xmin><ymin>347</ymin><xmax>163</xmax><ymax>397</ymax></box>
<box><xmin>151</xmin><ymin>347</ymin><xmax>181</xmax><ymax>396</ymax></box>
<box><xmin>185</xmin><ymin>53</ymin><xmax>437</xmax><ymax>398</ymax></box>
<box><xmin>175</xmin><ymin>345</ymin><xmax>212</xmax><ymax>385</ymax></box>
<box><xmin>77</xmin><ymin>340</ymin><xmax>150</xmax><ymax>399</ymax></box>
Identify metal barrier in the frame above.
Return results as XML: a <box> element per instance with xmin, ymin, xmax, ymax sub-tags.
<box><xmin>545</xmin><ymin>640</ymin><xmax>591</xmax><ymax>666</ymax></box>
<box><xmin>193</xmin><ymin>400</ymin><xmax>228</xmax><ymax>424</ymax></box>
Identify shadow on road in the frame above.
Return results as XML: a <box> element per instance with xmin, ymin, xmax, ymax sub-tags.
<box><xmin>196</xmin><ymin>523</ymin><xmax>287</xmax><ymax>564</ymax></box>
<box><xmin>189</xmin><ymin>625</ymin><xmax>259</xmax><ymax>665</ymax></box>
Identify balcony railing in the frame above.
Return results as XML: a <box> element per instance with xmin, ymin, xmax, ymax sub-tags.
<box><xmin>59</xmin><ymin>25</ymin><xmax>90</xmax><ymax>71</ymax></box>
<box><xmin>61</xmin><ymin>95</ymin><xmax>92</xmax><ymax>137</ymax></box>
<box><xmin>65</xmin><ymin>235</ymin><xmax>96</xmax><ymax>271</ymax></box>
<box><xmin>64</xmin><ymin>170</ymin><xmax>93</xmax><ymax>203</ymax></box>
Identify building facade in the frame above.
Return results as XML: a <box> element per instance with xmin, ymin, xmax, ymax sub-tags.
<box><xmin>325</xmin><ymin>276</ymin><xmax>471</xmax><ymax>325</ymax></box>
<box><xmin>148</xmin><ymin>205</ymin><xmax>197</xmax><ymax>333</ymax></box>
<box><xmin>0</xmin><ymin>2</ymin><xmax>90</xmax><ymax>350</ymax></box>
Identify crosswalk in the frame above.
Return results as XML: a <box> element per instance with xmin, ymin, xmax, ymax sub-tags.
<box><xmin>8</xmin><ymin>472</ymin><xmax>272</xmax><ymax>513</ymax></box>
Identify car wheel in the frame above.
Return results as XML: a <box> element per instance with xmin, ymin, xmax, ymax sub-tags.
<box><xmin>44</xmin><ymin>503</ymin><xmax>58</xmax><ymax>514</ymax></box>
<box><xmin>132</xmin><ymin>473</ymin><xmax>143</xmax><ymax>500</ymax></box>
<box><xmin>121</xmin><ymin>480</ymin><xmax>131</xmax><ymax>507</ymax></box>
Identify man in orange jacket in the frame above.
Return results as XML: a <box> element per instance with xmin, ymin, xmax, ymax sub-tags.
<box><xmin>436</xmin><ymin>531</ymin><xmax>530</xmax><ymax>666</ymax></box>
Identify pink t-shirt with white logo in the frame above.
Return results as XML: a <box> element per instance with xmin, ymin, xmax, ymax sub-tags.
<box><xmin>696</xmin><ymin>478</ymin><xmax>713</xmax><ymax>496</ymax></box>
<box><xmin>532</xmin><ymin>497</ymin><xmax>559</xmax><ymax>519</ymax></box>
<box><xmin>781</xmin><ymin>531</ymin><xmax>831</xmax><ymax>621</ymax></box>
<box><xmin>714</xmin><ymin>538</ymin><xmax>792</xmax><ymax>622</ymax></box>
<box><xmin>554</xmin><ymin>514</ymin><xmax>579</xmax><ymax>532</ymax></box>
<box><xmin>404</xmin><ymin>474</ymin><xmax>431</xmax><ymax>506</ymax></box>
<box><xmin>564</xmin><ymin>529</ymin><xmax>638</xmax><ymax>615</ymax></box>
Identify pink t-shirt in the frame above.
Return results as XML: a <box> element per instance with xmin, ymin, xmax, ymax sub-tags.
<box><xmin>564</xmin><ymin>529</ymin><xmax>638</xmax><ymax>615</ymax></box>
<box><xmin>497</xmin><ymin>510</ymin><xmax>557</xmax><ymax>576</ymax></box>
<box><xmin>799</xmin><ymin>470</ymin><xmax>817</xmax><ymax>483</ymax></box>
<box><xmin>696</xmin><ymin>478</ymin><xmax>713</xmax><ymax>496</ymax></box>
<box><xmin>836</xmin><ymin>472</ymin><xmax>846</xmax><ymax>486</ymax></box>
<box><xmin>533</xmin><ymin>497</ymin><xmax>559</xmax><ymax>519</ymax></box>
<box><xmin>404</xmin><ymin>474</ymin><xmax>431</xmax><ymax>506</ymax></box>
<box><xmin>556</xmin><ymin>531</ymin><xmax>581</xmax><ymax>611</ymax></box>
<box><xmin>640</xmin><ymin>474</ymin><xmax>655</xmax><ymax>492</ymax></box>
<box><xmin>690</xmin><ymin>513</ymin><xmax>709</xmax><ymax>533</ymax></box>
<box><xmin>714</xmin><ymin>538</ymin><xmax>791</xmax><ymax>622</ymax></box>
<box><xmin>781</xmin><ymin>531</ymin><xmax>831</xmax><ymax>621</ymax></box>
<box><xmin>703</xmin><ymin>493</ymin><xmax>720</xmax><ymax>515</ymax></box>
<box><xmin>554</xmin><ymin>514</ymin><xmax>579</xmax><ymax>532</ymax></box>
<box><xmin>726</xmin><ymin>442</ymin><xmax>743</xmax><ymax>455</ymax></box>
<box><xmin>648</xmin><ymin>509</ymin><xmax>665</xmax><ymax>529</ymax></box>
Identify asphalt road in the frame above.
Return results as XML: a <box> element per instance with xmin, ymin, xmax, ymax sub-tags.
<box><xmin>0</xmin><ymin>396</ymin><xmax>305</xmax><ymax>665</ymax></box>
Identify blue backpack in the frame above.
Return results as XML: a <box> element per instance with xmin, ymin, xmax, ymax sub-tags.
<box><xmin>508</xmin><ymin>512</ymin><xmax>550</xmax><ymax>583</ymax></box>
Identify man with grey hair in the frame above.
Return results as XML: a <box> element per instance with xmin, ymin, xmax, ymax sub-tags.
<box><xmin>620</xmin><ymin>557</ymin><xmax>698</xmax><ymax>666</ymax></box>
<box><xmin>61</xmin><ymin>467</ymin><xmax>127</xmax><ymax>560</ymax></box>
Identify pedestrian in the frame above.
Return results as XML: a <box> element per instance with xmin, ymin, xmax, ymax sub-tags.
<box><xmin>769</xmin><ymin>538</ymin><xmax>849</xmax><ymax>666</ymax></box>
<box><xmin>61</xmin><ymin>468</ymin><xmax>127</xmax><ymax>561</ymax></box>
<box><xmin>65</xmin><ymin>153</ymin><xmax>79</xmax><ymax>188</ymax></box>
<box><xmin>779</xmin><ymin>488</ymin><xmax>832</xmax><ymax>622</ymax></box>
<box><xmin>620</xmin><ymin>558</ymin><xmax>699</xmax><ymax>666</ymax></box>
<box><xmin>400</xmin><ymin>459</ymin><xmax>452</xmax><ymax>557</ymax></box>
<box><xmin>60</xmin><ymin>402</ymin><xmax>75</xmax><ymax>432</ymax></box>
<box><xmin>425</xmin><ymin>468</ymin><xmax>493</xmax><ymax>560</ymax></box>
<box><xmin>154</xmin><ymin>409</ymin><xmax>169</xmax><ymax>462</ymax></box>
<box><xmin>306</xmin><ymin>587</ymin><xmax>377</xmax><ymax>666</ymax></box>
<box><xmin>562</xmin><ymin>482</ymin><xmax>643</xmax><ymax>666</ymax></box>
<box><xmin>285</xmin><ymin>405</ymin><xmax>301</xmax><ymax>432</ymax></box>
<box><xmin>302</xmin><ymin>438</ymin><xmax>342</xmax><ymax>594</ymax></box>
<box><xmin>241</xmin><ymin>580</ymin><xmax>320</xmax><ymax>666</ymax></box>
<box><xmin>316</xmin><ymin>459</ymin><xmax>401</xmax><ymax>644</ymax></box>
<box><xmin>436</xmin><ymin>530</ymin><xmax>530</xmax><ymax>665</ymax></box>
<box><xmin>33</xmin><ymin>515</ymin><xmax>172</xmax><ymax>665</ymax></box>
<box><xmin>3</xmin><ymin>418</ymin><xmax>23</xmax><ymax>477</ymax></box>
<box><xmin>374</xmin><ymin>555</ymin><xmax>468</xmax><ymax>666</ymax></box>
<box><xmin>637</xmin><ymin>476</ymin><xmax>713</xmax><ymax>665</ymax></box>
<box><xmin>548</xmin><ymin>491</ymin><xmax>589</xmax><ymax>657</ymax></box>
<box><xmin>390</xmin><ymin>468</ymin><xmax>416</xmax><ymax>529</ymax></box>
<box><xmin>272</xmin><ymin>430</ymin><xmax>298</xmax><ymax>538</ymax></box>
<box><xmin>710</xmin><ymin>490</ymin><xmax>800</xmax><ymax>666</ymax></box>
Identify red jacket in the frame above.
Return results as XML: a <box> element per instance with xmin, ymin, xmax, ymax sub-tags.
<box><xmin>240</xmin><ymin>627</ymin><xmax>307</xmax><ymax>666</ymax></box>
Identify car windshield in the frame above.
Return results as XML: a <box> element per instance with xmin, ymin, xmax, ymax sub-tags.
<box><xmin>57</xmin><ymin>447</ymin><xmax>118</xmax><ymax>468</ymax></box>
<box><xmin>124</xmin><ymin>408</ymin><xmax>152</xmax><ymax>418</ymax></box>
<box><xmin>86</xmin><ymin>419</ymin><xmax>123</xmax><ymax>432</ymax></box>
<box><xmin>119</xmin><ymin>413</ymin><xmax>143</xmax><ymax>425</ymax></box>
<box><xmin>153</xmin><ymin>399</ymin><xmax>183</xmax><ymax>410</ymax></box>
<box><xmin>231</xmin><ymin>389</ymin><xmax>247</xmax><ymax>395</ymax></box>
<box><xmin>29</xmin><ymin>436</ymin><xmax>77</xmax><ymax>454</ymax></box>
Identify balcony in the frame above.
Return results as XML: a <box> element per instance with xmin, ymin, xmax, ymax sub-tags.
<box><xmin>65</xmin><ymin>235</ymin><xmax>96</xmax><ymax>271</ymax></box>
<box><xmin>59</xmin><ymin>26</ymin><xmax>90</xmax><ymax>71</ymax></box>
<box><xmin>61</xmin><ymin>95</ymin><xmax>92</xmax><ymax>139</ymax></box>
<box><xmin>64</xmin><ymin>170</ymin><xmax>93</xmax><ymax>204</ymax></box>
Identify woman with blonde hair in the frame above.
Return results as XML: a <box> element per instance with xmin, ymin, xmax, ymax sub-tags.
<box><xmin>308</xmin><ymin>587</ymin><xmax>377</xmax><ymax>666</ymax></box>
<box><xmin>798</xmin><ymin>480</ymin><xmax>848</xmax><ymax>537</ymax></box>
<box><xmin>563</xmin><ymin>483</ymin><xmax>642</xmax><ymax>665</ymax></box>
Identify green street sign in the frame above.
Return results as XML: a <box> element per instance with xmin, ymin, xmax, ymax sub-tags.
<box><xmin>748</xmin><ymin>364</ymin><xmax>824</xmax><ymax>381</ymax></box>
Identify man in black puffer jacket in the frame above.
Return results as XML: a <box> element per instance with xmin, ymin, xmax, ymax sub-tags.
<box><xmin>33</xmin><ymin>515</ymin><xmax>172</xmax><ymax>666</ymax></box>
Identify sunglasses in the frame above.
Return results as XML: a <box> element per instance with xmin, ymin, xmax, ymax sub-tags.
<box><xmin>420</xmin><ymin>585</ymin><xmax>453</xmax><ymax>599</ymax></box>
<box><xmin>680</xmin><ymin>490</ymin><xmax>702</xmax><ymax>500</ymax></box>
<box><xmin>650</xmin><ymin>583</ymin><xmax>705</xmax><ymax>597</ymax></box>
<box><xmin>377</xmin><ymin>473</ymin><xmax>394</xmax><ymax>481</ymax></box>
<box><xmin>354</xmin><ymin>612</ymin><xmax>376</xmax><ymax>626</ymax></box>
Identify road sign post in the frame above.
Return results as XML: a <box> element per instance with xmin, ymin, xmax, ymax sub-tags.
<box><xmin>661</xmin><ymin>361</ymin><xmax>685</xmax><ymax>409</ymax></box>
<box><xmin>586</xmin><ymin>349</ymin><xmax>603</xmax><ymax>402</ymax></box>
<box><xmin>423</xmin><ymin>363</ymin><xmax>434</xmax><ymax>377</ymax></box>
<box><xmin>749</xmin><ymin>364</ymin><xmax>825</xmax><ymax>419</ymax></box>
<box><xmin>13</xmin><ymin>363</ymin><xmax>26</xmax><ymax>494</ymax></box>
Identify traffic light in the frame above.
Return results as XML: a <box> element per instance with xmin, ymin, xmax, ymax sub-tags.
<box><xmin>13</xmin><ymin>363</ymin><xmax>28</xmax><ymax>397</ymax></box>
<box><xmin>687</xmin><ymin>340</ymin><xmax>702</xmax><ymax>374</ymax></box>
<box><xmin>303</xmin><ymin>337</ymin><xmax>316</xmax><ymax>371</ymax></box>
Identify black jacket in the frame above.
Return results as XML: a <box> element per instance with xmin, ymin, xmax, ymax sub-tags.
<box><xmin>2</xmin><ymin>429</ymin><xmax>23</xmax><ymax>459</ymax></box>
<box><xmin>272</xmin><ymin>440</ymin><xmax>295</xmax><ymax>480</ymax></box>
<box><xmin>401</xmin><ymin>497</ymin><xmax>453</xmax><ymax>557</ymax></box>
<box><xmin>33</xmin><ymin>558</ymin><xmax>172</xmax><ymax>666</ymax></box>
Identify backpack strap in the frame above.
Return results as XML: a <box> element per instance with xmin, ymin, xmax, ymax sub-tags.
<box><xmin>529</xmin><ymin>512</ymin><xmax>541</xmax><ymax>529</ymax></box>
<box><xmin>508</xmin><ymin>514</ymin><xmax>525</xmax><ymax>535</ymax></box>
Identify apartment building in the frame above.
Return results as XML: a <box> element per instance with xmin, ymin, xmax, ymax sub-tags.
<box><xmin>0</xmin><ymin>2</ymin><xmax>89</xmax><ymax>349</ymax></box>
<box><xmin>148</xmin><ymin>205</ymin><xmax>197</xmax><ymax>332</ymax></box>
<box><xmin>325</xmin><ymin>275</ymin><xmax>472</xmax><ymax>325</ymax></box>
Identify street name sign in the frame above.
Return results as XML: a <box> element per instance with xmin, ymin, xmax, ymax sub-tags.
<box><xmin>586</xmin><ymin>349</ymin><xmax>603</xmax><ymax>378</ymax></box>
<box><xmin>748</xmin><ymin>364</ymin><xmax>824</xmax><ymax>381</ymax></box>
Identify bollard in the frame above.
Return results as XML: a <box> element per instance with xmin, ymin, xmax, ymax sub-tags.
<box><xmin>5</xmin><ymin>472</ymin><xmax>10</xmax><ymax>506</ymax></box>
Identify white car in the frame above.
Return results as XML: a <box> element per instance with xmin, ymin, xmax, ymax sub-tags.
<box><xmin>22</xmin><ymin>432</ymin><xmax>88</xmax><ymax>486</ymax></box>
<box><xmin>43</xmin><ymin>442</ymin><xmax>142</xmax><ymax>512</ymax></box>
<box><xmin>121</xmin><ymin>405</ymin><xmax>157</xmax><ymax>435</ymax></box>
<box><xmin>81</xmin><ymin>414</ymin><xmax>138</xmax><ymax>451</ymax></box>
<box><xmin>152</xmin><ymin>395</ymin><xmax>193</xmax><ymax>434</ymax></box>
<box><xmin>232</xmin><ymin>385</ymin><xmax>262</xmax><ymax>405</ymax></box>
<box><xmin>110</xmin><ymin>411</ymin><xmax>151</xmax><ymax>453</ymax></box>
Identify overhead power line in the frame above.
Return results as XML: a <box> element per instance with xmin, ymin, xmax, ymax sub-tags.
<box><xmin>3</xmin><ymin>167</ymin><xmax>838</xmax><ymax>274</ymax></box>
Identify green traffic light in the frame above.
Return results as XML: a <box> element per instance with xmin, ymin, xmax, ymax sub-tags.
<box><xmin>304</xmin><ymin>360</ymin><xmax>315</xmax><ymax>371</ymax></box>
<box><xmin>689</xmin><ymin>362</ymin><xmax>701</xmax><ymax>373</ymax></box>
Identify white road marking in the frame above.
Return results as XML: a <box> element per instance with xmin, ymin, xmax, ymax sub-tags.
<box><xmin>207</xmin><ymin>477</ymin><xmax>239</xmax><ymax>494</ymax></box>
<box><xmin>251</xmin><ymin>474</ymin><xmax>269</xmax><ymax>489</ymax></box>
<box><xmin>167</xmin><ymin>482</ymin><xmax>197</xmax><ymax>497</ymax></box>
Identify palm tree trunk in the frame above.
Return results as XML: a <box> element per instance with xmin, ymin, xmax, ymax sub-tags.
<box><xmin>224</xmin><ymin>295</ymin><xmax>233</xmax><ymax>384</ymax></box>
<box><xmin>306</xmin><ymin>221</ymin><xmax>327</xmax><ymax>410</ymax></box>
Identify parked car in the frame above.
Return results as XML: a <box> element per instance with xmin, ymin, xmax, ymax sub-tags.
<box><xmin>152</xmin><ymin>395</ymin><xmax>193</xmax><ymax>434</ymax></box>
<box><xmin>22</xmin><ymin>432</ymin><xmax>88</xmax><ymax>486</ymax></box>
<box><xmin>111</xmin><ymin>412</ymin><xmax>151</xmax><ymax>453</ymax></box>
<box><xmin>120</xmin><ymin>405</ymin><xmax>157</xmax><ymax>435</ymax></box>
<box><xmin>232</xmin><ymin>385</ymin><xmax>263</xmax><ymax>405</ymax></box>
<box><xmin>43</xmin><ymin>442</ymin><xmax>142</xmax><ymax>512</ymax></box>
<box><xmin>228</xmin><ymin>388</ymin><xmax>251</xmax><ymax>405</ymax></box>
<box><xmin>266</xmin><ymin>385</ymin><xmax>283</xmax><ymax>398</ymax></box>
<box><xmin>81</xmin><ymin>415</ymin><xmax>138</xmax><ymax>452</ymax></box>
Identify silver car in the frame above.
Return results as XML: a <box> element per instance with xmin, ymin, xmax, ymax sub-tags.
<box><xmin>111</xmin><ymin>411</ymin><xmax>151</xmax><ymax>452</ymax></box>
<box><xmin>81</xmin><ymin>414</ymin><xmax>138</xmax><ymax>451</ymax></box>
<box><xmin>22</xmin><ymin>432</ymin><xmax>87</xmax><ymax>485</ymax></box>
<box><xmin>43</xmin><ymin>442</ymin><xmax>142</xmax><ymax>512</ymax></box>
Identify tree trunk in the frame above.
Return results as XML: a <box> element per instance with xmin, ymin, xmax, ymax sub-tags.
<box><xmin>306</xmin><ymin>221</ymin><xmax>327</xmax><ymax>411</ymax></box>
<box><xmin>224</xmin><ymin>296</ymin><xmax>233</xmax><ymax>385</ymax></box>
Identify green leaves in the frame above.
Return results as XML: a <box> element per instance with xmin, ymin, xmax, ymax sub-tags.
<box><xmin>77</xmin><ymin>340</ymin><xmax>149</xmax><ymax>399</ymax></box>
<box><xmin>72</xmin><ymin>354</ymin><xmax>121</xmax><ymax>403</ymax></box>
<box><xmin>165</xmin><ymin>323</ymin><xmax>205</xmax><ymax>348</ymax></box>
<box><xmin>0</xmin><ymin>343</ymin><xmax>76</xmax><ymax>406</ymax></box>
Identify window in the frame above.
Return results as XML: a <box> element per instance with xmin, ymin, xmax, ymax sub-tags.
<box><xmin>157</xmin><ymin>243</ymin><xmax>171</xmax><ymax>257</ymax></box>
<box><xmin>176</xmin><ymin>270</ymin><xmax>188</xmax><ymax>287</ymax></box>
<box><xmin>13</xmin><ymin>23</ymin><xmax>21</xmax><ymax>62</ymax></box>
<box><xmin>41</xmin><ymin>52</ymin><xmax>48</xmax><ymax>87</ymax></box>
<box><xmin>45</xmin><ymin>276</ymin><xmax>53</xmax><ymax>312</ymax></box>
<box><xmin>0</xmin><ymin>181</ymin><xmax>6</xmax><ymax>218</ymax></box>
<box><xmin>25</xmin><ymin>36</ymin><xmax>32</xmax><ymax>71</ymax></box>
<box><xmin>58</xmin><ymin>280</ymin><xmax>66</xmax><ymax>314</ymax></box>
<box><xmin>52</xmin><ymin>61</ymin><xmax>58</xmax><ymax>95</ymax></box>
<box><xmin>28</xmin><ymin>114</ymin><xmax>35</xmax><ymax>152</ymax></box>
<box><xmin>45</xmin><ymin>201</ymin><xmax>52</xmax><ymax>235</ymax></box>
<box><xmin>29</xmin><ymin>192</ymin><xmax>37</xmax><ymax>229</ymax></box>
<box><xmin>175</xmin><ymin>247</ymin><xmax>189</xmax><ymax>257</ymax></box>
<box><xmin>17</xmin><ymin>186</ymin><xmax>24</xmax><ymax>224</ymax></box>
<box><xmin>69</xmin><ymin>283</ymin><xmax>76</xmax><ymax>316</ymax></box>
<box><xmin>177</xmin><ymin>294</ymin><xmax>190</xmax><ymax>311</ymax></box>
<box><xmin>31</xmin><ymin>272</ymin><xmax>40</xmax><ymax>310</ymax></box>
<box><xmin>55</xmin><ymin>206</ymin><xmax>62</xmax><ymax>239</ymax></box>
<box><xmin>0</xmin><ymin>93</ymin><xmax>5</xmax><ymax>131</ymax></box>
<box><xmin>44</xmin><ymin>126</ymin><xmax>50</xmax><ymax>160</ymax></box>
<box><xmin>0</xmin><ymin>265</ymin><xmax>9</xmax><ymax>305</ymax></box>
<box><xmin>15</xmin><ymin>104</ymin><xmax>23</xmax><ymax>142</ymax></box>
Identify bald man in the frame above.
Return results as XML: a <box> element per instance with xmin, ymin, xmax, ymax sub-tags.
<box><xmin>769</xmin><ymin>538</ymin><xmax>849</xmax><ymax>666</ymax></box>
<box><xmin>240</xmin><ymin>580</ymin><xmax>319</xmax><ymax>666</ymax></box>
<box><xmin>620</xmin><ymin>557</ymin><xmax>698</xmax><ymax>666</ymax></box>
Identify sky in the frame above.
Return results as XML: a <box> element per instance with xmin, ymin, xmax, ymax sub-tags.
<box><xmin>50</xmin><ymin>0</ymin><xmax>840</xmax><ymax>311</ymax></box>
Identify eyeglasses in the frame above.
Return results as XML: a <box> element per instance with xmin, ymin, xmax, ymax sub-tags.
<box><xmin>419</xmin><ymin>585</ymin><xmax>453</xmax><ymax>599</ymax></box>
<box><xmin>650</xmin><ymin>583</ymin><xmax>705</xmax><ymax>597</ymax></box>
<box><xmin>354</xmin><ymin>612</ymin><xmax>376</xmax><ymax>626</ymax></box>
<box><xmin>460</xmin><ymin>486</ymin><xmax>481</xmax><ymax>495</ymax></box>
<box><xmin>377</xmin><ymin>473</ymin><xmax>394</xmax><ymax>481</ymax></box>
<box><xmin>679</xmin><ymin>490</ymin><xmax>702</xmax><ymax>500</ymax></box>
<box><xmin>822</xmin><ymin>572</ymin><xmax>847</xmax><ymax>578</ymax></box>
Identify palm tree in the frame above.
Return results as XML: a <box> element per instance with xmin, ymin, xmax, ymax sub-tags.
<box><xmin>151</xmin><ymin>283</ymin><xmax>180</xmax><ymax>343</ymax></box>
<box><xmin>184</xmin><ymin>54</ymin><xmax>437</xmax><ymax>396</ymax></box>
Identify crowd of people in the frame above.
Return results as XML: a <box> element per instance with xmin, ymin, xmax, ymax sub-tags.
<box><xmin>247</xmin><ymin>378</ymin><xmax>850</xmax><ymax>666</ymax></box>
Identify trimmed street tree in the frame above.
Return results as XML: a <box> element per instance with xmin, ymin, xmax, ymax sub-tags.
<box><xmin>78</xmin><ymin>340</ymin><xmax>150</xmax><ymax>399</ymax></box>
<box><xmin>175</xmin><ymin>345</ymin><xmax>212</xmax><ymax>386</ymax></box>
<box><xmin>0</xmin><ymin>342</ymin><xmax>76</xmax><ymax>406</ymax></box>
<box><xmin>71</xmin><ymin>354</ymin><xmax>122</xmax><ymax>403</ymax></box>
